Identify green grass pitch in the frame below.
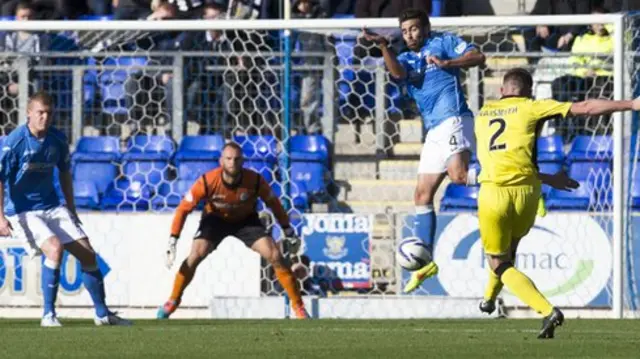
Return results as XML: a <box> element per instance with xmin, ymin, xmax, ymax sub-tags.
<box><xmin>1</xmin><ymin>319</ymin><xmax>639</xmax><ymax>358</ymax></box>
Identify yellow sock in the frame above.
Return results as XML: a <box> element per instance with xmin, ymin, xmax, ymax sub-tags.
<box><xmin>501</xmin><ymin>267</ymin><xmax>553</xmax><ymax>316</ymax></box>
<box><xmin>274</xmin><ymin>266</ymin><xmax>304</xmax><ymax>309</ymax></box>
<box><xmin>484</xmin><ymin>269</ymin><xmax>503</xmax><ymax>301</ymax></box>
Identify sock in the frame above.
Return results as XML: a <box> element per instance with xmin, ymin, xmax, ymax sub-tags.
<box><xmin>483</xmin><ymin>269</ymin><xmax>503</xmax><ymax>301</ymax></box>
<box><xmin>466</xmin><ymin>167</ymin><xmax>479</xmax><ymax>186</ymax></box>
<box><xmin>82</xmin><ymin>264</ymin><xmax>109</xmax><ymax>318</ymax></box>
<box><xmin>170</xmin><ymin>260</ymin><xmax>196</xmax><ymax>302</ymax></box>
<box><xmin>414</xmin><ymin>205</ymin><xmax>436</xmax><ymax>249</ymax></box>
<box><xmin>42</xmin><ymin>258</ymin><xmax>60</xmax><ymax>317</ymax></box>
<box><xmin>274</xmin><ymin>266</ymin><xmax>304</xmax><ymax>309</ymax></box>
<box><xmin>501</xmin><ymin>267</ymin><xmax>553</xmax><ymax>316</ymax></box>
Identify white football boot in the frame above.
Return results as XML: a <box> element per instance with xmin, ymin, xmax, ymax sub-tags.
<box><xmin>94</xmin><ymin>312</ymin><xmax>133</xmax><ymax>326</ymax></box>
<box><xmin>40</xmin><ymin>312</ymin><xmax>62</xmax><ymax>327</ymax></box>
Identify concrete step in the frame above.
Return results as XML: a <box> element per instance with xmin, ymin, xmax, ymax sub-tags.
<box><xmin>379</xmin><ymin>160</ymin><xmax>419</xmax><ymax>180</ymax></box>
<box><xmin>337</xmin><ymin>179</ymin><xmax>415</xmax><ymax>202</ymax></box>
<box><xmin>333</xmin><ymin>159</ymin><xmax>377</xmax><ymax>180</ymax></box>
<box><xmin>337</xmin><ymin>200</ymin><xmax>415</xmax><ymax>214</ymax></box>
<box><xmin>392</xmin><ymin>142</ymin><xmax>422</xmax><ymax>156</ymax></box>
<box><xmin>399</xmin><ymin>119</ymin><xmax>422</xmax><ymax>143</ymax></box>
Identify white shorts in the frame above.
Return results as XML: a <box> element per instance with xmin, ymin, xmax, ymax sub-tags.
<box><xmin>418</xmin><ymin>115</ymin><xmax>476</xmax><ymax>174</ymax></box>
<box><xmin>7</xmin><ymin>206</ymin><xmax>87</xmax><ymax>257</ymax></box>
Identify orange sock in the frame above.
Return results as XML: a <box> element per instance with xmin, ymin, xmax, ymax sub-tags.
<box><xmin>170</xmin><ymin>261</ymin><xmax>196</xmax><ymax>302</ymax></box>
<box><xmin>274</xmin><ymin>266</ymin><xmax>304</xmax><ymax>308</ymax></box>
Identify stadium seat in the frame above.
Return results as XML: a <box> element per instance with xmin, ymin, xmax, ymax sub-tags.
<box><xmin>73</xmin><ymin>180</ymin><xmax>100</xmax><ymax>209</ymax></box>
<box><xmin>440</xmin><ymin>184</ymin><xmax>479</xmax><ymax>212</ymax></box>
<box><xmin>234</xmin><ymin>135</ymin><xmax>278</xmax><ymax>181</ymax></box>
<box><xmin>547</xmin><ymin>162</ymin><xmax>612</xmax><ymax>211</ymax></box>
<box><xmin>122</xmin><ymin>136</ymin><xmax>174</xmax><ymax>186</ymax></box>
<box><xmin>72</xmin><ymin>136</ymin><xmax>121</xmax><ymax>194</ymax></box>
<box><xmin>538</xmin><ymin>162</ymin><xmax>563</xmax><ymax>197</ymax></box>
<box><xmin>270</xmin><ymin>181</ymin><xmax>309</xmax><ymax>211</ymax></box>
<box><xmin>631</xmin><ymin>179</ymin><xmax>640</xmax><ymax>210</ymax></box>
<box><xmin>536</xmin><ymin>135</ymin><xmax>564</xmax><ymax>162</ymax></box>
<box><xmin>94</xmin><ymin>56</ymin><xmax>149</xmax><ymax>115</ymax></box>
<box><xmin>289</xmin><ymin>135</ymin><xmax>331</xmax><ymax>196</ymax></box>
<box><xmin>174</xmin><ymin>135</ymin><xmax>224</xmax><ymax>180</ymax></box>
<box><xmin>153</xmin><ymin>180</ymin><xmax>203</xmax><ymax>210</ymax></box>
<box><xmin>567</xmin><ymin>135</ymin><xmax>612</xmax><ymax>163</ymax></box>
<box><xmin>79</xmin><ymin>15</ymin><xmax>114</xmax><ymax>21</ymax></box>
<box><xmin>101</xmin><ymin>178</ymin><xmax>153</xmax><ymax>211</ymax></box>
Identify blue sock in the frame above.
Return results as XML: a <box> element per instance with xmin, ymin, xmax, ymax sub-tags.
<box><xmin>82</xmin><ymin>266</ymin><xmax>109</xmax><ymax>318</ymax></box>
<box><xmin>414</xmin><ymin>205</ymin><xmax>436</xmax><ymax>251</ymax></box>
<box><xmin>42</xmin><ymin>258</ymin><xmax>60</xmax><ymax>317</ymax></box>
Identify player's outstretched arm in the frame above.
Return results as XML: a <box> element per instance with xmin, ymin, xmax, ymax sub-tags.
<box><xmin>361</xmin><ymin>28</ymin><xmax>407</xmax><ymax>80</ymax></box>
<box><xmin>569</xmin><ymin>98</ymin><xmax>640</xmax><ymax>116</ymax></box>
<box><xmin>429</xmin><ymin>49</ymin><xmax>486</xmax><ymax>70</ymax></box>
<box><xmin>538</xmin><ymin>171</ymin><xmax>580</xmax><ymax>191</ymax></box>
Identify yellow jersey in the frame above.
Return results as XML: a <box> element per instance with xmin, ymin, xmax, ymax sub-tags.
<box><xmin>475</xmin><ymin>97</ymin><xmax>572</xmax><ymax>186</ymax></box>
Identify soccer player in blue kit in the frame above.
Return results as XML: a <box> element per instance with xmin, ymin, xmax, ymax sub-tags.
<box><xmin>363</xmin><ymin>9</ymin><xmax>486</xmax><ymax>293</ymax></box>
<box><xmin>0</xmin><ymin>92</ymin><xmax>131</xmax><ymax>327</ymax></box>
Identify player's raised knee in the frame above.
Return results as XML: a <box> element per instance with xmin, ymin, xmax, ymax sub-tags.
<box><xmin>41</xmin><ymin>236</ymin><xmax>64</xmax><ymax>261</ymax></box>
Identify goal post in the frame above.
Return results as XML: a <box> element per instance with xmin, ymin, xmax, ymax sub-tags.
<box><xmin>0</xmin><ymin>13</ymin><xmax>635</xmax><ymax>319</ymax></box>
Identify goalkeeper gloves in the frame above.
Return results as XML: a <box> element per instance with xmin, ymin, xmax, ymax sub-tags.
<box><xmin>282</xmin><ymin>227</ymin><xmax>301</xmax><ymax>255</ymax></box>
<box><xmin>166</xmin><ymin>236</ymin><xmax>178</xmax><ymax>269</ymax></box>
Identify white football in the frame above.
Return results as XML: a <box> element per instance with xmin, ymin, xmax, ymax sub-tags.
<box><xmin>396</xmin><ymin>237</ymin><xmax>432</xmax><ymax>271</ymax></box>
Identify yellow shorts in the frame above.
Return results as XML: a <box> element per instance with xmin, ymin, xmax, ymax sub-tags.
<box><xmin>478</xmin><ymin>183</ymin><xmax>541</xmax><ymax>256</ymax></box>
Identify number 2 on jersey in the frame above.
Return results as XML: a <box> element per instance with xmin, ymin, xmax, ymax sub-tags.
<box><xmin>489</xmin><ymin>118</ymin><xmax>507</xmax><ymax>151</ymax></box>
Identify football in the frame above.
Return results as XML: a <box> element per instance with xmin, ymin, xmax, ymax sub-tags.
<box><xmin>396</xmin><ymin>237</ymin><xmax>432</xmax><ymax>271</ymax></box>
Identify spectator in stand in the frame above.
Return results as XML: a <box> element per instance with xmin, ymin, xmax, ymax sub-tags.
<box><xmin>123</xmin><ymin>1</ymin><xmax>181</xmax><ymax>134</ymax></box>
<box><xmin>163</xmin><ymin>0</ymin><xmax>231</xmax><ymax>134</ymax></box>
<box><xmin>0</xmin><ymin>1</ymin><xmax>49</xmax><ymax>134</ymax></box>
<box><xmin>292</xmin><ymin>0</ymin><xmax>329</xmax><ymax>134</ymax></box>
<box><xmin>113</xmin><ymin>0</ymin><xmax>152</xmax><ymax>19</ymax></box>
<box><xmin>551</xmin><ymin>6</ymin><xmax>613</xmax><ymax>136</ymax></box>
<box><xmin>525</xmin><ymin>0</ymin><xmax>591</xmax><ymax>54</ymax></box>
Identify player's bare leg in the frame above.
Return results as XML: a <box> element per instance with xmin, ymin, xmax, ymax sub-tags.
<box><xmin>158</xmin><ymin>238</ymin><xmax>214</xmax><ymax>319</ymax></box>
<box><xmin>487</xmin><ymin>254</ymin><xmax>563</xmax><ymax>339</ymax></box>
<box><xmin>251</xmin><ymin>236</ymin><xmax>309</xmax><ymax>319</ymax></box>
<box><xmin>66</xmin><ymin>238</ymin><xmax>131</xmax><ymax>326</ymax></box>
<box><xmin>39</xmin><ymin>236</ymin><xmax>64</xmax><ymax>327</ymax></box>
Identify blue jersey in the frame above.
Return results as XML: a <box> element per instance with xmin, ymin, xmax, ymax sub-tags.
<box><xmin>397</xmin><ymin>31</ymin><xmax>475</xmax><ymax>130</ymax></box>
<box><xmin>0</xmin><ymin>125</ymin><xmax>70</xmax><ymax>216</ymax></box>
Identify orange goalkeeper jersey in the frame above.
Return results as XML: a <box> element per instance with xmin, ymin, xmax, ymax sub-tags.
<box><xmin>170</xmin><ymin>167</ymin><xmax>290</xmax><ymax>237</ymax></box>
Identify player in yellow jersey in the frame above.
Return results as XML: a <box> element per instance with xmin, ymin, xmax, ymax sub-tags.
<box><xmin>474</xmin><ymin>68</ymin><xmax>640</xmax><ymax>339</ymax></box>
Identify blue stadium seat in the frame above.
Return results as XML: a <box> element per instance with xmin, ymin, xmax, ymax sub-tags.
<box><xmin>121</xmin><ymin>136</ymin><xmax>174</xmax><ymax>186</ymax></box>
<box><xmin>440</xmin><ymin>184</ymin><xmax>479</xmax><ymax>212</ymax></box>
<box><xmin>153</xmin><ymin>180</ymin><xmax>203</xmax><ymax>210</ymax></box>
<box><xmin>73</xmin><ymin>136</ymin><xmax>120</xmax><ymax>161</ymax></box>
<box><xmin>94</xmin><ymin>56</ymin><xmax>149</xmax><ymax>115</ymax></box>
<box><xmin>538</xmin><ymin>162</ymin><xmax>563</xmax><ymax>197</ymax></box>
<box><xmin>174</xmin><ymin>135</ymin><xmax>224</xmax><ymax>180</ymax></box>
<box><xmin>234</xmin><ymin>135</ymin><xmax>278</xmax><ymax>181</ymax></box>
<box><xmin>72</xmin><ymin>136</ymin><xmax>121</xmax><ymax>194</ymax></box>
<box><xmin>536</xmin><ymin>135</ymin><xmax>564</xmax><ymax>162</ymax></box>
<box><xmin>547</xmin><ymin>162</ymin><xmax>612</xmax><ymax>210</ymax></box>
<box><xmin>289</xmin><ymin>135</ymin><xmax>331</xmax><ymax>196</ymax></box>
<box><xmin>567</xmin><ymin>135</ymin><xmax>612</xmax><ymax>162</ymax></box>
<box><xmin>79</xmin><ymin>15</ymin><xmax>114</xmax><ymax>21</ymax></box>
<box><xmin>270</xmin><ymin>181</ymin><xmax>309</xmax><ymax>211</ymax></box>
<box><xmin>73</xmin><ymin>180</ymin><xmax>100</xmax><ymax>209</ymax></box>
<box><xmin>631</xmin><ymin>179</ymin><xmax>640</xmax><ymax>210</ymax></box>
<box><xmin>101</xmin><ymin>178</ymin><xmax>153</xmax><ymax>211</ymax></box>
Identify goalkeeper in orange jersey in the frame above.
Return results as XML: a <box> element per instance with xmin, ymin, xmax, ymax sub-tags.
<box><xmin>157</xmin><ymin>142</ymin><xmax>309</xmax><ymax>319</ymax></box>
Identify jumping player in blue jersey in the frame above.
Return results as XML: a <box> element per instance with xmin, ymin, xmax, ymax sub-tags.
<box><xmin>363</xmin><ymin>9</ymin><xmax>486</xmax><ymax>293</ymax></box>
<box><xmin>0</xmin><ymin>92</ymin><xmax>131</xmax><ymax>327</ymax></box>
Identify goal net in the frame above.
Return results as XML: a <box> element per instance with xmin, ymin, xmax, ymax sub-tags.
<box><xmin>0</xmin><ymin>13</ymin><xmax>636</xmax><ymax>319</ymax></box>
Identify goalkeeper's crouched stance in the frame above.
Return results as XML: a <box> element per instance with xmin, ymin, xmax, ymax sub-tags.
<box><xmin>158</xmin><ymin>142</ymin><xmax>309</xmax><ymax>319</ymax></box>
